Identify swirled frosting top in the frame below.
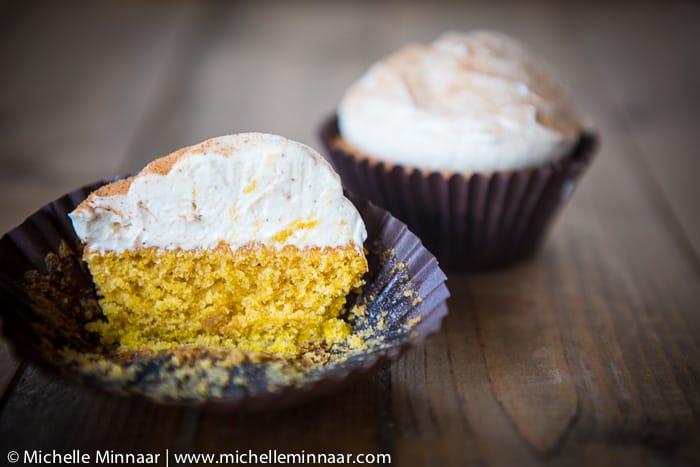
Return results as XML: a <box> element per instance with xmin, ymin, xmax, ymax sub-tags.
<box><xmin>70</xmin><ymin>133</ymin><xmax>367</xmax><ymax>253</ymax></box>
<box><xmin>338</xmin><ymin>30</ymin><xmax>582</xmax><ymax>173</ymax></box>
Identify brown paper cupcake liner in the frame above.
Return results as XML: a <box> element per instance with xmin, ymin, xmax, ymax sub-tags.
<box><xmin>320</xmin><ymin>115</ymin><xmax>598</xmax><ymax>270</ymax></box>
<box><xmin>0</xmin><ymin>178</ymin><xmax>449</xmax><ymax>411</ymax></box>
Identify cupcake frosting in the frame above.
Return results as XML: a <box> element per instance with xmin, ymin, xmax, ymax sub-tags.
<box><xmin>338</xmin><ymin>30</ymin><xmax>582</xmax><ymax>173</ymax></box>
<box><xmin>70</xmin><ymin>133</ymin><xmax>367</xmax><ymax>253</ymax></box>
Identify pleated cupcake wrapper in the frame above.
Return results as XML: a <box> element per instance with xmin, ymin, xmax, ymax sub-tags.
<box><xmin>320</xmin><ymin>115</ymin><xmax>598</xmax><ymax>270</ymax></box>
<box><xmin>0</xmin><ymin>179</ymin><xmax>448</xmax><ymax>410</ymax></box>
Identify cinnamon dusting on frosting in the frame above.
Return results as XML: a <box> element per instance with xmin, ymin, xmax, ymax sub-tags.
<box><xmin>69</xmin><ymin>133</ymin><xmax>367</xmax><ymax>253</ymax></box>
<box><xmin>75</xmin><ymin>135</ymin><xmax>276</xmax><ymax>212</ymax></box>
<box><xmin>338</xmin><ymin>30</ymin><xmax>582</xmax><ymax>173</ymax></box>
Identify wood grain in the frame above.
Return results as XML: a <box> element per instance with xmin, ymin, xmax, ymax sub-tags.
<box><xmin>195</xmin><ymin>366</ymin><xmax>394</xmax><ymax>456</ymax></box>
<box><xmin>0</xmin><ymin>0</ymin><xmax>202</xmax><ymax>450</ymax></box>
<box><xmin>569</xmin><ymin>3</ymin><xmax>700</xmax><ymax>257</ymax></box>
<box><xmin>379</xmin><ymin>2</ymin><xmax>700</xmax><ymax>466</ymax></box>
<box><xmin>0</xmin><ymin>1</ymin><xmax>698</xmax><ymax>466</ymax></box>
<box><xmin>0</xmin><ymin>367</ymin><xmax>182</xmax><ymax>452</ymax></box>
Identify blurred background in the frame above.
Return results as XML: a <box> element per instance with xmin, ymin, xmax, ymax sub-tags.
<box><xmin>1</xmin><ymin>0</ymin><xmax>699</xmax><ymax>248</ymax></box>
<box><xmin>2</xmin><ymin>2</ymin><xmax>700</xmax><ymax>464</ymax></box>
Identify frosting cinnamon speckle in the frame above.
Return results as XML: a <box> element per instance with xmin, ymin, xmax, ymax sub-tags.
<box><xmin>70</xmin><ymin>134</ymin><xmax>367</xmax><ymax>253</ymax></box>
<box><xmin>338</xmin><ymin>30</ymin><xmax>582</xmax><ymax>173</ymax></box>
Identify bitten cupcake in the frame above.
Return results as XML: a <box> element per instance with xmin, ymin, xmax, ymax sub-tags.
<box><xmin>69</xmin><ymin>134</ymin><xmax>369</xmax><ymax>356</ymax></box>
<box><xmin>320</xmin><ymin>30</ymin><xmax>597</xmax><ymax>269</ymax></box>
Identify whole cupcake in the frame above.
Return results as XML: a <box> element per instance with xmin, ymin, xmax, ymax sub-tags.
<box><xmin>320</xmin><ymin>30</ymin><xmax>597</xmax><ymax>269</ymax></box>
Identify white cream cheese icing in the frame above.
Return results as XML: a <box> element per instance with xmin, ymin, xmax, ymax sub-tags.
<box><xmin>69</xmin><ymin>133</ymin><xmax>367</xmax><ymax>253</ymax></box>
<box><xmin>338</xmin><ymin>30</ymin><xmax>582</xmax><ymax>173</ymax></box>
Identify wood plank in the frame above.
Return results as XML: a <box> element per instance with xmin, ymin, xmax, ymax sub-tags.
<box><xmin>0</xmin><ymin>0</ymin><xmax>196</xmax><ymax>232</ymax></box>
<box><xmin>0</xmin><ymin>0</ymin><xmax>206</xmax><ymax>446</ymax></box>
<box><xmin>183</xmin><ymin>3</ymin><xmax>554</xmax><ymax>464</ymax></box>
<box><xmin>122</xmin><ymin>2</ymin><xmax>700</xmax><ymax>464</ymax></box>
<box><xmin>153</xmin><ymin>3</ymin><xmax>397</xmax><ymax>456</ymax></box>
<box><xmin>382</xmin><ymin>2</ymin><xmax>700</xmax><ymax>466</ymax></box>
<box><xmin>195</xmin><ymin>368</ymin><xmax>394</xmax><ymax>458</ymax></box>
<box><xmin>0</xmin><ymin>366</ymin><xmax>181</xmax><ymax>452</ymax></box>
<box><xmin>119</xmin><ymin>0</ymin><xmax>392</xmax><ymax>170</ymax></box>
<box><xmin>0</xmin><ymin>2</ymin><xmax>698</xmax><ymax>465</ymax></box>
<box><xmin>567</xmin><ymin>3</ymin><xmax>700</xmax><ymax>258</ymax></box>
<box><xmin>391</xmin><ymin>321</ymin><xmax>522</xmax><ymax>466</ymax></box>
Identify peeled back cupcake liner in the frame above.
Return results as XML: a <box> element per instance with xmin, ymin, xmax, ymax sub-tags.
<box><xmin>320</xmin><ymin>115</ymin><xmax>598</xmax><ymax>270</ymax></box>
<box><xmin>0</xmin><ymin>178</ymin><xmax>449</xmax><ymax>410</ymax></box>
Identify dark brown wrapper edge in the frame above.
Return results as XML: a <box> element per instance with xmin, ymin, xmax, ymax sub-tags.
<box><xmin>0</xmin><ymin>179</ymin><xmax>449</xmax><ymax>411</ymax></box>
<box><xmin>320</xmin><ymin>115</ymin><xmax>598</xmax><ymax>270</ymax></box>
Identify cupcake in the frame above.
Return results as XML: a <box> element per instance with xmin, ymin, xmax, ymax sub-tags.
<box><xmin>0</xmin><ymin>143</ymin><xmax>450</xmax><ymax>405</ymax></box>
<box><xmin>69</xmin><ymin>133</ymin><xmax>368</xmax><ymax>356</ymax></box>
<box><xmin>321</xmin><ymin>30</ymin><xmax>597</xmax><ymax>269</ymax></box>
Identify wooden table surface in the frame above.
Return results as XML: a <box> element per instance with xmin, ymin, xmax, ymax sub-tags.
<box><xmin>1</xmin><ymin>1</ymin><xmax>699</xmax><ymax>466</ymax></box>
